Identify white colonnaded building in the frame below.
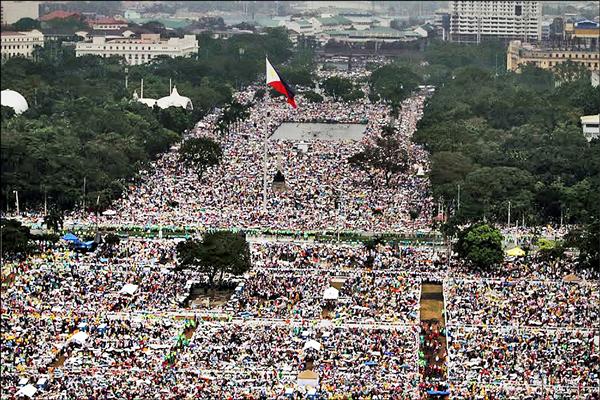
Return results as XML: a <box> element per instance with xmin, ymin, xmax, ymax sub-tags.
<box><xmin>1</xmin><ymin>30</ymin><xmax>44</xmax><ymax>61</ymax></box>
<box><xmin>75</xmin><ymin>33</ymin><xmax>198</xmax><ymax>65</ymax></box>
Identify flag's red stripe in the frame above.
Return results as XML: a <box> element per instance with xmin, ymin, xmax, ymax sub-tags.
<box><xmin>268</xmin><ymin>81</ymin><xmax>291</xmax><ymax>98</ymax></box>
<box><xmin>268</xmin><ymin>81</ymin><xmax>297</xmax><ymax>108</ymax></box>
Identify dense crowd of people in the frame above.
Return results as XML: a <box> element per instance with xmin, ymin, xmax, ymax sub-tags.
<box><xmin>448</xmin><ymin>327</ymin><xmax>599</xmax><ymax>392</ymax></box>
<box><xmin>2</xmin><ymin>234</ymin><xmax>599</xmax><ymax>398</ymax></box>
<box><xmin>54</xmin><ymin>65</ymin><xmax>433</xmax><ymax>233</ymax></box>
<box><xmin>1</xmin><ymin>235</ymin><xmax>435</xmax><ymax>398</ymax></box>
<box><xmin>2</xmin><ymin>64</ymin><xmax>599</xmax><ymax>399</ymax></box>
<box><xmin>445</xmin><ymin>257</ymin><xmax>599</xmax><ymax>399</ymax></box>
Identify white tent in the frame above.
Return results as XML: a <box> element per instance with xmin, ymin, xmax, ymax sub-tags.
<box><xmin>297</xmin><ymin>370</ymin><xmax>318</xmax><ymax>387</ymax></box>
<box><xmin>156</xmin><ymin>87</ymin><xmax>193</xmax><ymax>110</ymax></box>
<box><xmin>323</xmin><ymin>287</ymin><xmax>339</xmax><ymax>300</ymax></box>
<box><xmin>17</xmin><ymin>384</ymin><xmax>37</xmax><ymax>398</ymax></box>
<box><xmin>318</xmin><ymin>319</ymin><xmax>333</xmax><ymax>329</ymax></box>
<box><xmin>71</xmin><ymin>331</ymin><xmax>89</xmax><ymax>345</ymax></box>
<box><xmin>303</xmin><ymin>339</ymin><xmax>321</xmax><ymax>352</ymax></box>
<box><xmin>102</xmin><ymin>209</ymin><xmax>117</xmax><ymax>216</ymax></box>
<box><xmin>1</xmin><ymin>89</ymin><xmax>29</xmax><ymax>114</ymax></box>
<box><xmin>119</xmin><ymin>283</ymin><xmax>139</xmax><ymax>295</ymax></box>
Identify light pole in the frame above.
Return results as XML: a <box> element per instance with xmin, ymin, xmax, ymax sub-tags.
<box><xmin>13</xmin><ymin>190</ymin><xmax>19</xmax><ymax>215</ymax></box>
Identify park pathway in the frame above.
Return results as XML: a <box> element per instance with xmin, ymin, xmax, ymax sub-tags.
<box><xmin>419</xmin><ymin>282</ymin><xmax>450</xmax><ymax>398</ymax></box>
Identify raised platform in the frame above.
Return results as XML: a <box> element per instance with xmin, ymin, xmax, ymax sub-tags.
<box><xmin>271</xmin><ymin>122</ymin><xmax>366</xmax><ymax>141</ymax></box>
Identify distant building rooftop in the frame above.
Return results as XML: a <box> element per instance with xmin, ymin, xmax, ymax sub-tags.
<box><xmin>39</xmin><ymin>10</ymin><xmax>80</xmax><ymax>21</ymax></box>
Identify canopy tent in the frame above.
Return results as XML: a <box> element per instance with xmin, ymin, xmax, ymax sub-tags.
<box><xmin>71</xmin><ymin>331</ymin><xmax>89</xmax><ymax>345</ymax></box>
<box><xmin>62</xmin><ymin>233</ymin><xmax>80</xmax><ymax>242</ymax></box>
<box><xmin>563</xmin><ymin>274</ymin><xmax>581</xmax><ymax>282</ymax></box>
<box><xmin>303</xmin><ymin>339</ymin><xmax>321</xmax><ymax>352</ymax></box>
<box><xmin>74</xmin><ymin>240</ymin><xmax>96</xmax><ymax>250</ymax></box>
<box><xmin>120</xmin><ymin>283</ymin><xmax>139</xmax><ymax>295</ymax></box>
<box><xmin>1</xmin><ymin>89</ymin><xmax>29</xmax><ymax>114</ymax></box>
<box><xmin>505</xmin><ymin>247</ymin><xmax>525</xmax><ymax>257</ymax></box>
<box><xmin>297</xmin><ymin>370</ymin><xmax>318</xmax><ymax>387</ymax></box>
<box><xmin>330</xmin><ymin>277</ymin><xmax>346</xmax><ymax>290</ymax></box>
<box><xmin>323</xmin><ymin>287</ymin><xmax>339</xmax><ymax>300</ymax></box>
<box><xmin>17</xmin><ymin>384</ymin><xmax>37</xmax><ymax>398</ymax></box>
<box><xmin>427</xmin><ymin>389</ymin><xmax>450</xmax><ymax>395</ymax></box>
<box><xmin>102</xmin><ymin>209</ymin><xmax>117</xmax><ymax>216</ymax></box>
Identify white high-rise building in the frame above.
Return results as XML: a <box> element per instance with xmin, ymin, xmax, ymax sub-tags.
<box><xmin>449</xmin><ymin>1</ymin><xmax>541</xmax><ymax>43</ymax></box>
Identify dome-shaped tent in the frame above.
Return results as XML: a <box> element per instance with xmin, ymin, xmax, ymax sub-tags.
<box><xmin>1</xmin><ymin>89</ymin><xmax>29</xmax><ymax>114</ymax></box>
<box><xmin>156</xmin><ymin>86</ymin><xmax>193</xmax><ymax>110</ymax></box>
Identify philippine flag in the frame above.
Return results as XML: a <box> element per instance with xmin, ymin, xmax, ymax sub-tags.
<box><xmin>266</xmin><ymin>57</ymin><xmax>297</xmax><ymax>108</ymax></box>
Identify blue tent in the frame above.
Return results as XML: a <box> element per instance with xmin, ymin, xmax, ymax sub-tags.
<box><xmin>427</xmin><ymin>389</ymin><xmax>450</xmax><ymax>396</ymax></box>
<box><xmin>62</xmin><ymin>233</ymin><xmax>80</xmax><ymax>242</ymax></box>
<box><xmin>74</xmin><ymin>240</ymin><xmax>95</xmax><ymax>250</ymax></box>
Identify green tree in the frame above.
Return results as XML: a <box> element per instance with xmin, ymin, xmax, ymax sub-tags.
<box><xmin>553</xmin><ymin>60</ymin><xmax>590</xmax><ymax>83</ymax></box>
<box><xmin>176</xmin><ymin>231</ymin><xmax>251</xmax><ymax>289</ymax></box>
<box><xmin>456</xmin><ymin>224</ymin><xmax>504</xmax><ymax>269</ymax></box>
<box><xmin>279</xmin><ymin>65</ymin><xmax>315</xmax><ymax>87</ymax></box>
<box><xmin>1</xmin><ymin>219</ymin><xmax>31</xmax><ymax>256</ymax></box>
<box><xmin>302</xmin><ymin>91</ymin><xmax>323</xmax><ymax>103</ymax></box>
<box><xmin>348</xmin><ymin>136</ymin><xmax>410</xmax><ymax>187</ymax></box>
<box><xmin>341</xmin><ymin>89</ymin><xmax>364</xmax><ymax>102</ymax></box>
<box><xmin>158</xmin><ymin>107</ymin><xmax>192</xmax><ymax>134</ymax></box>
<box><xmin>43</xmin><ymin>209</ymin><xmax>64</xmax><ymax>232</ymax></box>
<box><xmin>13</xmin><ymin>17</ymin><xmax>41</xmax><ymax>31</ymax></box>
<box><xmin>322</xmin><ymin>76</ymin><xmax>354</xmax><ymax>99</ymax></box>
<box><xmin>369</xmin><ymin>64</ymin><xmax>421</xmax><ymax>104</ymax></box>
<box><xmin>1</xmin><ymin>106</ymin><xmax>15</xmax><ymax>121</ymax></box>
<box><xmin>179</xmin><ymin>137</ymin><xmax>223</xmax><ymax>181</ymax></box>
<box><xmin>565</xmin><ymin>219</ymin><xmax>600</xmax><ymax>269</ymax></box>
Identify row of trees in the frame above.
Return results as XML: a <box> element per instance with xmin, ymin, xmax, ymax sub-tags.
<box><xmin>411</xmin><ymin>41</ymin><xmax>600</xmax><ymax>227</ymax></box>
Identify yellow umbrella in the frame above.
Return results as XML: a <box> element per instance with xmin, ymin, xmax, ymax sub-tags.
<box><xmin>505</xmin><ymin>247</ymin><xmax>525</xmax><ymax>257</ymax></box>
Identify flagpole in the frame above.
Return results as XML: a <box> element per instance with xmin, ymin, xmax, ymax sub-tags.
<box><xmin>263</xmin><ymin>55</ymin><xmax>269</xmax><ymax>212</ymax></box>
<box><xmin>262</xmin><ymin>107</ymin><xmax>269</xmax><ymax>212</ymax></box>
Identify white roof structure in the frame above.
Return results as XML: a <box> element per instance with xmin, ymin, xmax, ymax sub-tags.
<box><xmin>71</xmin><ymin>331</ymin><xmax>89</xmax><ymax>345</ymax></box>
<box><xmin>1</xmin><ymin>89</ymin><xmax>29</xmax><ymax>114</ymax></box>
<box><xmin>17</xmin><ymin>384</ymin><xmax>37</xmax><ymax>398</ymax></box>
<box><xmin>120</xmin><ymin>283</ymin><xmax>139</xmax><ymax>295</ymax></box>
<box><xmin>581</xmin><ymin>114</ymin><xmax>599</xmax><ymax>124</ymax></box>
<box><xmin>132</xmin><ymin>90</ymin><xmax>157</xmax><ymax>108</ymax></box>
<box><xmin>156</xmin><ymin>86</ymin><xmax>193</xmax><ymax>110</ymax></box>
<box><xmin>303</xmin><ymin>339</ymin><xmax>321</xmax><ymax>351</ymax></box>
<box><xmin>323</xmin><ymin>286</ymin><xmax>339</xmax><ymax>300</ymax></box>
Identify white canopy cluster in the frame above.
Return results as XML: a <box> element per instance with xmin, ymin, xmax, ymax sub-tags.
<box><xmin>1</xmin><ymin>89</ymin><xmax>29</xmax><ymax>114</ymax></box>
<box><xmin>133</xmin><ymin>86</ymin><xmax>193</xmax><ymax>110</ymax></box>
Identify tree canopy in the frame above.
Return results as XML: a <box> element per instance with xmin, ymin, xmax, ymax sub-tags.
<box><xmin>176</xmin><ymin>231</ymin><xmax>252</xmax><ymax>289</ymax></box>
<box><xmin>179</xmin><ymin>137</ymin><xmax>223</xmax><ymax>181</ymax></box>
<box><xmin>348</xmin><ymin>135</ymin><xmax>410</xmax><ymax>187</ymax></box>
<box><xmin>413</xmin><ymin>42</ymin><xmax>600</xmax><ymax>225</ymax></box>
<box><xmin>369</xmin><ymin>63</ymin><xmax>421</xmax><ymax>105</ymax></box>
<box><xmin>456</xmin><ymin>224</ymin><xmax>504</xmax><ymax>269</ymax></box>
<box><xmin>1</xmin><ymin>219</ymin><xmax>31</xmax><ymax>256</ymax></box>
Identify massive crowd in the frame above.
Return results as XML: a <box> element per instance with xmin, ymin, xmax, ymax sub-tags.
<box><xmin>1</xmin><ymin>237</ymin><xmax>431</xmax><ymax>398</ymax></box>
<box><xmin>2</xmin><ymin>65</ymin><xmax>599</xmax><ymax>400</ymax></box>
<box><xmin>3</xmin><ymin>232</ymin><xmax>598</xmax><ymax>398</ymax></box>
<box><xmin>61</xmin><ymin>65</ymin><xmax>433</xmax><ymax>233</ymax></box>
